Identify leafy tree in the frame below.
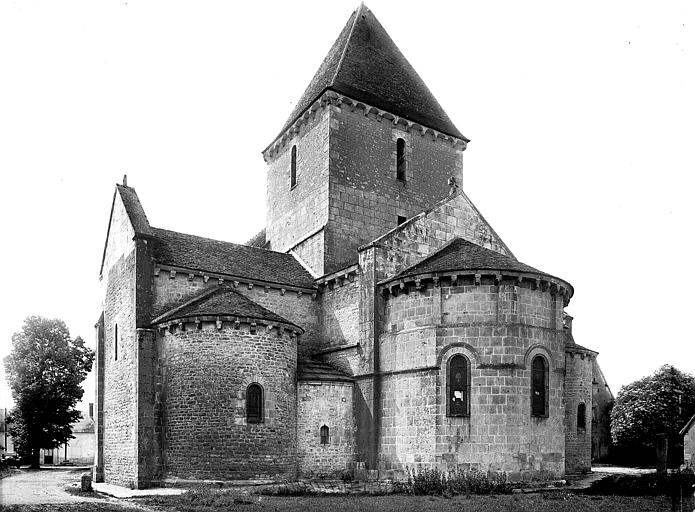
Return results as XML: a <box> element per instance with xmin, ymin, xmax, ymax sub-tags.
<box><xmin>611</xmin><ymin>365</ymin><xmax>695</xmax><ymax>451</ymax></box>
<box><xmin>3</xmin><ymin>316</ymin><xmax>94</xmax><ymax>468</ymax></box>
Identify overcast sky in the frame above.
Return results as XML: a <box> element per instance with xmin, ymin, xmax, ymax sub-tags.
<box><xmin>1</xmin><ymin>0</ymin><xmax>693</xmax><ymax>409</ymax></box>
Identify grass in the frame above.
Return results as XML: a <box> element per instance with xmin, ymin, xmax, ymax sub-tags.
<box><xmin>142</xmin><ymin>489</ymin><xmax>670</xmax><ymax>512</ymax></box>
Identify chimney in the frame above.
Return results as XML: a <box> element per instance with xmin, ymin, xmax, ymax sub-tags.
<box><xmin>89</xmin><ymin>403</ymin><xmax>94</xmax><ymax>419</ymax></box>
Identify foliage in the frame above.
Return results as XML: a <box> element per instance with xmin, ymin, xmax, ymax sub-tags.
<box><xmin>395</xmin><ymin>466</ymin><xmax>513</xmax><ymax>496</ymax></box>
<box><xmin>3</xmin><ymin>316</ymin><xmax>94</xmax><ymax>467</ymax></box>
<box><xmin>611</xmin><ymin>365</ymin><xmax>695</xmax><ymax>450</ymax></box>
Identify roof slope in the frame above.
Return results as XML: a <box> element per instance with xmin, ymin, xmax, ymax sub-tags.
<box><xmin>275</xmin><ymin>4</ymin><xmax>465</xmax><ymax>143</ymax></box>
<box><xmin>151</xmin><ymin>227</ymin><xmax>315</xmax><ymax>289</ymax></box>
<box><xmin>116</xmin><ymin>184</ymin><xmax>153</xmax><ymax>237</ymax></box>
<box><xmin>297</xmin><ymin>358</ymin><xmax>354</xmax><ymax>383</ymax></box>
<box><xmin>153</xmin><ymin>286</ymin><xmax>298</xmax><ymax>329</ymax></box>
<box><xmin>389</xmin><ymin>237</ymin><xmax>550</xmax><ymax>282</ymax></box>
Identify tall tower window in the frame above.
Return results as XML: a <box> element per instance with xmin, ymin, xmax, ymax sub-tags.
<box><xmin>114</xmin><ymin>324</ymin><xmax>118</xmax><ymax>361</ymax></box>
<box><xmin>396</xmin><ymin>138</ymin><xmax>406</xmax><ymax>182</ymax></box>
<box><xmin>447</xmin><ymin>354</ymin><xmax>470</xmax><ymax>417</ymax></box>
<box><xmin>290</xmin><ymin>145</ymin><xmax>298</xmax><ymax>188</ymax></box>
<box><xmin>531</xmin><ymin>355</ymin><xmax>549</xmax><ymax>417</ymax></box>
<box><xmin>246</xmin><ymin>383</ymin><xmax>264</xmax><ymax>423</ymax></box>
<box><xmin>320</xmin><ymin>425</ymin><xmax>329</xmax><ymax>444</ymax></box>
<box><xmin>577</xmin><ymin>403</ymin><xmax>586</xmax><ymax>432</ymax></box>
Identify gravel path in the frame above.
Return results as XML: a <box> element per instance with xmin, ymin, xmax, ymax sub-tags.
<box><xmin>0</xmin><ymin>468</ymin><xmax>103</xmax><ymax>506</ymax></box>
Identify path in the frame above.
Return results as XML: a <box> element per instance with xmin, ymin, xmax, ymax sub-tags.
<box><xmin>0</xmin><ymin>467</ymin><xmax>103</xmax><ymax>506</ymax></box>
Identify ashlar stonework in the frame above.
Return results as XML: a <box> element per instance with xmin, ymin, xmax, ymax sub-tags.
<box><xmin>95</xmin><ymin>4</ymin><xmax>611</xmax><ymax>489</ymax></box>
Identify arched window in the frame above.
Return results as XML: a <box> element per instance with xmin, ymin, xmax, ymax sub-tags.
<box><xmin>290</xmin><ymin>145</ymin><xmax>297</xmax><ymax>188</ymax></box>
<box><xmin>114</xmin><ymin>324</ymin><xmax>118</xmax><ymax>361</ymax></box>
<box><xmin>320</xmin><ymin>425</ymin><xmax>329</xmax><ymax>445</ymax></box>
<box><xmin>577</xmin><ymin>403</ymin><xmax>586</xmax><ymax>432</ymax></box>
<box><xmin>447</xmin><ymin>355</ymin><xmax>470</xmax><ymax>417</ymax></box>
<box><xmin>246</xmin><ymin>383</ymin><xmax>264</xmax><ymax>423</ymax></box>
<box><xmin>531</xmin><ymin>355</ymin><xmax>548</xmax><ymax>417</ymax></box>
<box><xmin>396</xmin><ymin>138</ymin><xmax>406</xmax><ymax>182</ymax></box>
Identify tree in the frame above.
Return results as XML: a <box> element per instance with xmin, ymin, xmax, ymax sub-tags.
<box><xmin>611</xmin><ymin>365</ymin><xmax>695</xmax><ymax>463</ymax></box>
<box><xmin>3</xmin><ymin>316</ymin><xmax>94</xmax><ymax>468</ymax></box>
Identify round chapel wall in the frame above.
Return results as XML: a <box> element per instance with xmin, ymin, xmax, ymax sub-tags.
<box><xmin>379</xmin><ymin>276</ymin><xmax>568</xmax><ymax>480</ymax></box>
<box><xmin>157</xmin><ymin>321</ymin><xmax>298</xmax><ymax>481</ymax></box>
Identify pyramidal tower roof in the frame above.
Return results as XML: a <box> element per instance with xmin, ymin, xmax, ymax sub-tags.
<box><xmin>275</xmin><ymin>4</ymin><xmax>466</xmax><ymax>143</ymax></box>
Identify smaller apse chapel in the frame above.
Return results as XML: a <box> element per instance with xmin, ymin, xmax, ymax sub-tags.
<box><xmin>94</xmin><ymin>4</ymin><xmax>613</xmax><ymax>489</ymax></box>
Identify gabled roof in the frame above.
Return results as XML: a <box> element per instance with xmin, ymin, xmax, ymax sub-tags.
<box><xmin>272</xmin><ymin>4</ymin><xmax>466</xmax><ymax>146</ymax></box>
<box><xmin>152</xmin><ymin>286</ymin><xmax>299</xmax><ymax>330</ymax></box>
<box><xmin>386</xmin><ymin>237</ymin><xmax>555</xmax><ymax>283</ymax></box>
<box><xmin>99</xmin><ymin>184</ymin><xmax>154</xmax><ymax>276</ymax></box>
<box><xmin>680</xmin><ymin>414</ymin><xmax>695</xmax><ymax>436</ymax></box>
<box><xmin>246</xmin><ymin>228</ymin><xmax>267</xmax><ymax>248</ymax></box>
<box><xmin>297</xmin><ymin>358</ymin><xmax>354</xmax><ymax>383</ymax></box>
<box><xmin>151</xmin><ymin>228</ymin><xmax>315</xmax><ymax>289</ymax></box>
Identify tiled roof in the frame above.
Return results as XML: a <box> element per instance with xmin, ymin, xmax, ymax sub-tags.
<box><xmin>389</xmin><ymin>238</ymin><xmax>551</xmax><ymax>282</ymax></box>
<box><xmin>297</xmin><ymin>359</ymin><xmax>354</xmax><ymax>383</ymax></box>
<box><xmin>246</xmin><ymin>228</ymin><xmax>267</xmax><ymax>248</ymax></box>
<box><xmin>271</xmin><ymin>4</ymin><xmax>466</xmax><ymax>147</ymax></box>
<box><xmin>151</xmin><ymin>227</ymin><xmax>315</xmax><ymax>289</ymax></box>
<box><xmin>566</xmin><ymin>342</ymin><xmax>598</xmax><ymax>354</ymax></box>
<box><xmin>116</xmin><ymin>184</ymin><xmax>153</xmax><ymax>237</ymax></box>
<box><xmin>152</xmin><ymin>286</ymin><xmax>299</xmax><ymax>329</ymax></box>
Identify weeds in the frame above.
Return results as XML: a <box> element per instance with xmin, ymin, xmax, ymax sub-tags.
<box><xmin>396</xmin><ymin>466</ymin><xmax>514</xmax><ymax>496</ymax></box>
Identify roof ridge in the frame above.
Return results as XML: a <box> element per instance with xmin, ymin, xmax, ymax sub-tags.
<box><xmin>331</xmin><ymin>4</ymin><xmax>361</xmax><ymax>87</ymax></box>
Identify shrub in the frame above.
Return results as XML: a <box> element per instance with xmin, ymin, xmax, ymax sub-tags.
<box><xmin>396</xmin><ymin>466</ymin><xmax>513</xmax><ymax>496</ymax></box>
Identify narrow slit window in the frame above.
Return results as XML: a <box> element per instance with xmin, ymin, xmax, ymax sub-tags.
<box><xmin>290</xmin><ymin>145</ymin><xmax>297</xmax><ymax>188</ymax></box>
<box><xmin>531</xmin><ymin>355</ymin><xmax>548</xmax><ymax>417</ymax></box>
<box><xmin>246</xmin><ymin>383</ymin><xmax>264</xmax><ymax>423</ymax></box>
<box><xmin>396</xmin><ymin>138</ymin><xmax>406</xmax><ymax>182</ymax></box>
<box><xmin>114</xmin><ymin>324</ymin><xmax>118</xmax><ymax>361</ymax></box>
<box><xmin>577</xmin><ymin>403</ymin><xmax>586</xmax><ymax>432</ymax></box>
<box><xmin>447</xmin><ymin>355</ymin><xmax>470</xmax><ymax>417</ymax></box>
<box><xmin>320</xmin><ymin>425</ymin><xmax>329</xmax><ymax>444</ymax></box>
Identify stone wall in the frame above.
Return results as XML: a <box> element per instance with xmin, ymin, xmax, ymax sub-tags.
<box><xmin>326</xmin><ymin>106</ymin><xmax>464</xmax><ymax>272</ymax></box>
<box><xmin>157</xmin><ymin>322</ymin><xmax>297</xmax><ymax>480</ymax></box>
<box><xmin>297</xmin><ymin>381</ymin><xmax>355</xmax><ymax>476</ymax></box>
<box><xmin>101</xmin><ymin>193</ymin><xmax>139</xmax><ymax>487</ymax></box>
<box><xmin>591</xmin><ymin>360</ymin><xmax>613</xmax><ymax>462</ymax></box>
<box><xmin>319</xmin><ymin>278</ymin><xmax>359</xmax><ymax>351</ymax></box>
<box><xmin>564</xmin><ymin>349</ymin><xmax>593</xmax><ymax>474</ymax></box>
<box><xmin>265</xmin><ymin>108</ymin><xmax>330</xmax><ymax>275</ymax></box>
<box><xmin>376</xmin><ymin>277</ymin><xmax>567</xmax><ymax>480</ymax></box>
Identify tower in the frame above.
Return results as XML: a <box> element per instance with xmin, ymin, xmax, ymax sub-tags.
<box><xmin>262</xmin><ymin>4</ymin><xmax>469</xmax><ymax>275</ymax></box>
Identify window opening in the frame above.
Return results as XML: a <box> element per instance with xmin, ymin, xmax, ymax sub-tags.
<box><xmin>396</xmin><ymin>138</ymin><xmax>406</xmax><ymax>182</ymax></box>
<box><xmin>290</xmin><ymin>145</ymin><xmax>297</xmax><ymax>188</ymax></box>
<box><xmin>246</xmin><ymin>383</ymin><xmax>264</xmax><ymax>423</ymax></box>
<box><xmin>320</xmin><ymin>425</ymin><xmax>329</xmax><ymax>444</ymax></box>
<box><xmin>447</xmin><ymin>355</ymin><xmax>469</xmax><ymax>417</ymax></box>
<box><xmin>114</xmin><ymin>324</ymin><xmax>118</xmax><ymax>361</ymax></box>
<box><xmin>397</xmin><ymin>215</ymin><xmax>407</xmax><ymax>226</ymax></box>
<box><xmin>577</xmin><ymin>403</ymin><xmax>586</xmax><ymax>432</ymax></box>
<box><xmin>531</xmin><ymin>355</ymin><xmax>548</xmax><ymax>417</ymax></box>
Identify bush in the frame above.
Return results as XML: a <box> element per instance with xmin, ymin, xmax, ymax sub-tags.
<box><xmin>396</xmin><ymin>466</ymin><xmax>514</xmax><ymax>496</ymax></box>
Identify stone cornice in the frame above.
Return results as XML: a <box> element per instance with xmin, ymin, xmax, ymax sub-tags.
<box><xmin>262</xmin><ymin>90</ymin><xmax>469</xmax><ymax>161</ymax></box>
<box><xmin>380</xmin><ymin>269</ymin><xmax>573</xmax><ymax>307</ymax></box>
<box><xmin>153</xmin><ymin>263</ymin><xmax>318</xmax><ymax>298</ymax></box>
<box><xmin>315</xmin><ymin>264</ymin><xmax>359</xmax><ymax>290</ymax></box>
<box><xmin>154</xmin><ymin>315</ymin><xmax>301</xmax><ymax>338</ymax></box>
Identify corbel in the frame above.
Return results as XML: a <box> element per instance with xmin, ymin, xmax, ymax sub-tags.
<box><xmin>266</xmin><ymin>324</ymin><xmax>274</xmax><ymax>333</ymax></box>
<box><xmin>233</xmin><ymin>281</ymin><xmax>239</xmax><ymax>288</ymax></box>
<box><xmin>203</xmin><ymin>275</ymin><xmax>210</xmax><ymax>283</ymax></box>
<box><xmin>195</xmin><ymin>319</ymin><xmax>201</xmax><ymax>330</ymax></box>
<box><xmin>399</xmin><ymin>282</ymin><xmax>406</xmax><ymax>294</ymax></box>
<box><xmin>376</xmin><ymin>112</ymin><xmax>384</xmax><ymax>123</ymax></box>
<box><xmin>188</xmin><ymin>273</ymin><xmax>195</xmax><ymax>281</ymax></box>
<box><xmin>311</xmin><ymin>291</ymin><xmax>318</xmax><ymax>300</ymax></box>
<box><xmin>348</xmin><ymin>272</ymin><xmax>355</xmax><ymax>283</ymax></box>
<box><xmin>169</xmin><ymin>270</ymin><xmax>176</xmax><ymax>279</ymax></box>
<box><xmin>280</xmin><ymin>288</ymin><xmax>286</xmax><ymax>296</ymax></box>
<box><xmin>178</xmin><ymin>321</ymin><xmax>185</xmax><ymax>332</ymax></box>
<box><xmin>420</xmin><ymin>127</ymin><xmax>427</xmax><ymax>137</ymax></box>
<box><xmin>517</xmin><ymin>275</ymin><xmax>524</xmax><ymax>285</ymax></box>
<box><xmin>217</xmin><ymin>278</ymin><xmax>224</xmax><ymax>286</ymax></box>
<box><xmin>494</xmin><ymin>273</ymin><xmax>503</xmax><ymax>285</ymax></box>
<box><xmin>168</xmin><ymin>323</ymin><xmax>176</xmax><ymax>334</ymax></box>
<box><xmin>154</xmin><ymin>267</ymin><xmax>161</xmax><ymax>276</ymax></box>
<box><xmin>250</xmin><ymin>322</ymin><xmax>257</xmax><ymax>334</ymax></box>
<box><xmin>415</xmin><ymin>279</ymin><xmax>422</xmax><ymax>291</ymax></box>
<box><xmin>265</xmin><ymin>285</ymin><xmax>270</xmax><ymax>294</ymax></box>
<box><xmin>297</xmin><ymin>290</ymin><xmax>303</xmax><ymax>298</ymax></box>
<box><xmin>474</xmin><ymin>274</ymin><xmax>481</xmax><ymax>286</ymax></box>
<box><xmin>449</xmin><ymin>274</ymin><xmax>457</xmax><ymax>286</ymax></box>
<box><xmin>216</xmin><ymin>317</ymin><xmax>222</xmax><ymax>330</ymax></box>
<box><xmin>535</xmin><ymin>278</ymin><xmax>541</xmax><ymax>290</ymax></box>
<box><xmin>234</xmin><ymin>318</ymin><xmax>240</xmax><ymax>330</ymax></box>
<box><xmin>248</xmin><ymin>283</ymin><xmax>253</xmax><ymax>290</ymax></box>
<box><xmin>433</xmin><ymin>276</ymin><xmax>440</xmax><ymax>287</ymax></box>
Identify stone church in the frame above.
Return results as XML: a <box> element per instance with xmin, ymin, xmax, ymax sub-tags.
<box><xmin>95</xmin><ymin>4</ymin><xmax>612</xmax><ymax>489</ymax></box>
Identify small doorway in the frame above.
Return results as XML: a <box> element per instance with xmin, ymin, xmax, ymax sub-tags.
<box><xmin>43</xmin><ymin>448</ymin><xmax>53</xmax><ymax>465</ymax></box>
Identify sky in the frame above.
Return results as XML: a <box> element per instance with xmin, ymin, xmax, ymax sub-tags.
<box><xmin>0</xmin><ymin>0</ymin><xmax>693</xmax><ymax>409</ymax></box>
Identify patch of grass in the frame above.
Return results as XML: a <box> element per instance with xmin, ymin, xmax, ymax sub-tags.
<box><xmin>0</xmin><ymin>505</ymin><xmax>128</xmax><ymax>512</ymax></box>
<box><xmin>144</xmin><ymin>491</ymin><xmax>669</xmax><ymax>512</ymax></box>
<box><xmin>395</xmin><ymin>466</ymin><xmax>515</xmax><ymax>496</ymax></box>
